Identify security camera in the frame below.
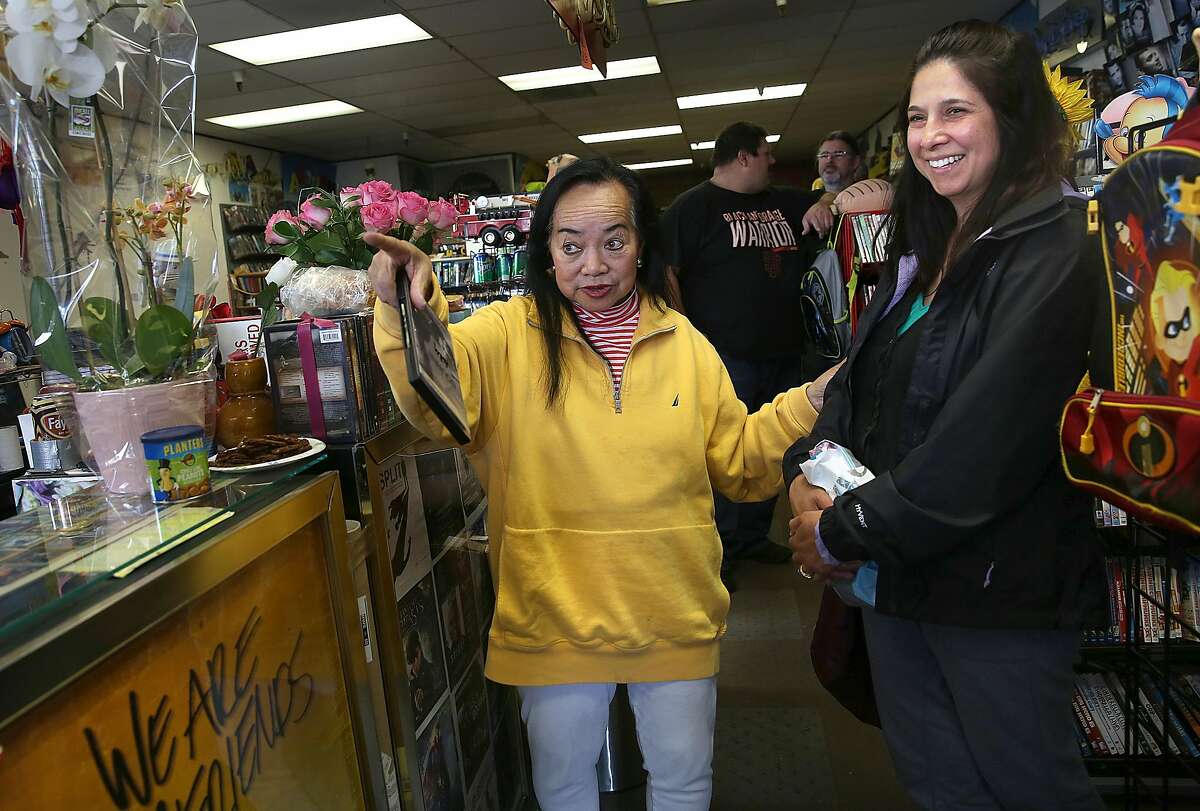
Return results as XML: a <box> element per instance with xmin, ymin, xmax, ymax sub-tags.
<box><xmin>233</xmin><ymin>70</ymin><xmax>245</xmax><ymax>93</ymax></box>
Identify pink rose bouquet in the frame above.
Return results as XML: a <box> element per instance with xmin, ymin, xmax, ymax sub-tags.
<box><xmin>397</xmin><ymin>191</ymin><xmax>430</xmax><ymax>226</ymax></box>
<box><xmin>265</xmin><ymin>210</ymin><xmax>305</xmax><ymax>245</ymax></box>
<box><xmin>264</xmin><ymin>180</ymin><xmax>458</xmax><ymax>270</ymax></box>
<box><xmin>426</xmin><ymin>197</ymin><xmax>458</xmax><ymax>230</ymax></box>
<box><xmin>360</xmin><ymin>200</ymin><xmax>398</xmax><ymax>233</ymax></box>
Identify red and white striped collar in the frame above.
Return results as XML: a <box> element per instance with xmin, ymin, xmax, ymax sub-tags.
<box><xmin>572</xmin><ymin>289</ymin><xmax>639</xmax><ymax>326</ymax></box>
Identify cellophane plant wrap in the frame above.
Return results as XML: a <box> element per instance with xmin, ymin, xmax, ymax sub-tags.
<box><xmin>3</xmin><ymin>0</ymin><xmax>218</xmax><ymax>389</ymax></box>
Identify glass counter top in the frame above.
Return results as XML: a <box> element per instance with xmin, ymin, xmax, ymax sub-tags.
<box><xmin>0</xmin><ymin>453</ymin><xmax>327</xmax><ymax>649</ymax></box>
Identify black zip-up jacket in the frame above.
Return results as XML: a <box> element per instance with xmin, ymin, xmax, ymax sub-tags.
<box><xmin>783</xmin><ymin>185</ymin><xmax>1110</xmax><ymax>630</ymax></box>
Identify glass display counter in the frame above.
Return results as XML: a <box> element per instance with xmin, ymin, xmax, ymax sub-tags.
<box><xmin>0</xmin><ymin>465</ymin><xmax>392</xmax><ymax>810</ymax></box>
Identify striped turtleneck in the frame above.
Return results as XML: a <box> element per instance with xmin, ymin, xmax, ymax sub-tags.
<box><xmin>573</xmin><ymin>289</ymin><xmax>640</xmax><ymax>398</ymax></box>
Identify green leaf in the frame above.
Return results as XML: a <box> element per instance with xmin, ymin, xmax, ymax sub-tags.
<box><xmin>123</xmin><ymin>353</ymin><xmax>147</xmax><ymax>376</ymax></box>
<box><xmin>308</xmin><ymin>197</ymin><xmax>335</xmax><ymax>209</ymax></box>
<box><xmin>272</xmin><ymin>220</ymin><xmax>300</xmax><ymax>240</ymax></box>
<box><xmin>174</xmin><ymin>256</ymin><xmax>195</xmax><ymax>321</ymax></box>
<box><xmin>135</xmin><ymin>305</ymin><xmax>193</xmax><ymax>376</ymax></box>
<box><xmin>29</xmin><ymin>277</ymin><xmax>81</xmax><ymax>380</ymax></box>
<box><xmin>315</xmin><ymin>249</ymin><xmax>351</xmax><ymax>266</ymax></box>
<box><xmin>413</xmin><ymin>230</ymin><xmax>435</xmax><ymax>256</ymax></box>
<box><xmin>81</xmin><ymin>296</ymin><xmax>130</xmax><ymax>369</ymax></box>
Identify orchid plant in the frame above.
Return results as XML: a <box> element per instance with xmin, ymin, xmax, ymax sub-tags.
<box><xmin>3</xmin><ymin>0</ymin><xmax>182</xmax><ymax>108</ymax></box>
<box><xmin>265</xmin><ymin>181</ymin><xmax>459</xmax><ymax>270</ymax></box>
<box><xmin>4</xmin><ymin>0</ymin><xmax>217</xmax><ymax>390</ymax></box>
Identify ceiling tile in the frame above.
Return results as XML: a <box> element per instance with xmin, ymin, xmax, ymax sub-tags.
<box><xmin>201</xmin><ymin>86</ymin><xmax>329</xmax><ymax>118</ymax></box>
<box><xmin>304</xmin><ymin>59</ymin><xmax>487</xmax><ymax>96</ymax></box>
<box><xmin>244</xmin><ymin>0</ymin><xmax>397</xmax><ymax>28</ymax></box>
<box><xmin>197</xmin><ymin>67</ymin><xmax>294</xmax><ymax>99</ymax></box>
<box><xmin>404</xmin><ymin>0</ymin><xmax>559</xmax><ymax>38</ymax></box>
<box><xmin>192</xmin><ymin>1</ymin><xmax>290</xmax><ymax>45</ymax></box>
<box><xmin>264</xmin><ymin>40</ymin><xmax>466</xmax><ymax>84</ymax></box>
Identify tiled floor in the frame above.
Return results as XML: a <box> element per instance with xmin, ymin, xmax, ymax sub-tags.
<box><xmin>593</xmin><ymin>500</ymin><xmax>914</xmax><ymax>811</ymax></box>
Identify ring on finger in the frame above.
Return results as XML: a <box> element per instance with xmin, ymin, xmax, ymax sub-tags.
<box><xmin>798</xmin><ymin>566</ymin><xmax>813</xmax><ymax>580</ymax></box>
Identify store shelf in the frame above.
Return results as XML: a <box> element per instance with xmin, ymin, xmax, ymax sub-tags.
<box><xmin>0</xmin><ymin>365</ymin><xmax>41</xmax><ymax>385</ymax></box>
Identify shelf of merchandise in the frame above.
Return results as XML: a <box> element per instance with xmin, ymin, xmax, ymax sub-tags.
<box><xmin>1079</xmin><ymin>518</ymin><xmax>1200</xmax><ymax>809</ymax></box>
<box><xmin>220</xmin><ymin>203</ymin><xmax>276</xmax><ymax>315</ymax></box>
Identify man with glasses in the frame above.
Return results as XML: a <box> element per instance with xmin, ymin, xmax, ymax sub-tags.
<box><xmin>815</xmin><ymin>130</ymin><xmax>864</xmax><ymax>194</ymax></box>
<box><xmin>661</xmin><ymin>121</ymin><xmax>834</xmax><ymax>591</ymax></box>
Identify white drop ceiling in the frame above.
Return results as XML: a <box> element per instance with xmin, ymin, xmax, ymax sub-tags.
<box><xmin>193</xmin><ymin>0</ymin><xmax>1018</xmax><ymax>165</ymax></box>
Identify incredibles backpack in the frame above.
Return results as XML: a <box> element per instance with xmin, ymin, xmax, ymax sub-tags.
<box><xmin>1061</xmin><ymin>93</ymin><xmax>1200</xmax><ymax>535</ymax></box>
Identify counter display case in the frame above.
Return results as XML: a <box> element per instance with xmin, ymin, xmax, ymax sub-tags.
<box><xmin>0</xmin><ymin>466</ymin><xmax>392</xmax><ymax>810</ymax></box>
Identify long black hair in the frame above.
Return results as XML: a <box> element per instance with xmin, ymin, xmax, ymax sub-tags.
<box><xmin>888</xmin><ymin>20</ymin><xmax>1072</xmax><ymax>290</ymax></box>
<box><xmin>525</xmin><ymin>157</ymin><xmax>669</xmax><ymax>407</ymax></box>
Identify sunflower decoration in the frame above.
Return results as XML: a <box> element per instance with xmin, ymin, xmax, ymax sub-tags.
<box><xmin>1044</xmin><ymin>61</ymin><xmax>1095</xmax><ymax>146</ymax></box>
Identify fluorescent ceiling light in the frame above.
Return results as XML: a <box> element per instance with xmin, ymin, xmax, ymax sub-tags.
<box><xmin>500</xmin><ymin>56</ymin><xmax>660</xmax><ymax>91</ymax></box>
<box><xmin>206</xmin><ymin>100</ymin><xmax>362</xmax><ymax>129</ymax></box>
<box><xmin>579</xmin><ymin>125</ymin><xmax>681</xmax><ymax>144</ymax></box>
<box><xmin>210</xmin><ymin>13</ymin><xmax>431</xmax><ymax>66</ymax></box>
<box><xmin>690</xmin><ymin>134</ymin><xmax>780</xmax><ymax>150</ymax></box>
<box><xmin>677</xmin><ymin>83</ymin><xmax>807</xmax><ymax>110</ymax></box>
<box><xmin>624</xmin><ymin>158</ymin><xmax>694</xmax><ymax>170</ymax></box>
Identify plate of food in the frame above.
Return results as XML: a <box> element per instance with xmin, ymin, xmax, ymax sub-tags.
<box><xmin>210</xmin><ymin>435</ymin><xmax>326</xmax><ymax>472</ymax></box>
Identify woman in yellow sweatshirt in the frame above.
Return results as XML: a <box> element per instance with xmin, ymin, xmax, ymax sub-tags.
<box><xmin>368</xmin><ymin>158</ymin><xmax>828</xmax><ymax>811</ymax></box>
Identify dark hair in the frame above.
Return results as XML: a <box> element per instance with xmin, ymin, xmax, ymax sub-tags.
<box><xmin>713</xmin><ymin>121</ymin><xmax>769</xmax><ymax>167</ymax></box>
<box><xmin>816</xmin><ymin>130</ymin><xmax>862</xmax><ymax>158</ymax></box>
<box><xmin>887</xmin><ymin>20</ymin><xmax>1071</xmax><ymax>291</ymax></box>
<box><xmin>526</xmin><ymin>157</ymin><xmax>669</xmax><ymax>407</ymax></box>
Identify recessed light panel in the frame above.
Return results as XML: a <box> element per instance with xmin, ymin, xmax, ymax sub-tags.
<box><xmin>210</xmin><ymin>14</ymin><xmax>431</xmax><ymax>66</ymax></box>
<box><xmin>677</xmin><ymin>84</ymin><xmax>807</xmax><ymax>110</ymax></box>
<box><xmin>206</xmin><ymin>100</ymin><xmax>363</xmax><ymax>129</ymax></box>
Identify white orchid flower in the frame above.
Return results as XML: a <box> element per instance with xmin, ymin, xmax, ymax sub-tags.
<box><xmin>6</xmin><ymin>32</ymin><xmax>103</xmax><ymax>106</ymax></box>
<box><xmin>4</xmin><ymin>0</ymin><xmax>55</xmax><ymax>33</ymax></box>
<box><xmin>133</xmin><ymin>0</ymin><xmax>184</xmax><ymax>33</ymax></box>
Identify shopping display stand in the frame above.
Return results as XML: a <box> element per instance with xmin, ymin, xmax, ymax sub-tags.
<box><xmin>833</xmin><ymin>209</ymin><xmax>889</xmax><ymax>335</ymax></box>
<box><xmin>1079</xmin><ymin>517</ymin><xmax>1200</xmax><ymax>809</ymax></box>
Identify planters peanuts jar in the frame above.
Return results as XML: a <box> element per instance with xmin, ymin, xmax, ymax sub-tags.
<box><xmin>141</xmin><ymin>425</ymin><xmax>211</xmax><ymax>503</ymax></box>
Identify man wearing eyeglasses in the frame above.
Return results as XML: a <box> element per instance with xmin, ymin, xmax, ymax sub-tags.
<box><xmin>815</xmin><ymin>130</ymin><xmax>864</xmax><ymax>195</ymax></box>
<box><xmin>660</xmin><ymin>121</ymin><xmax>835</xmax><ymax>591</ymax></box>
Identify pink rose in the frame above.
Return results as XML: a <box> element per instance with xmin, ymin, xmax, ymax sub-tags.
<box><xmin>397</xmin><ymin>191</ymin><xmax>430</xmax><ymax>226</ymax></box>
<box><xmin>339</xmin><ymin>186</ymin><xmax>362</xmax><ymax>207</ymax></box>
<box><xmin>426</xmin><ymin>197</ymin><xmax>457</xmax><ymax>230</ymax></box>
<box><xmin>265</xmin><ymin>210</ymin><xmax>304</xmax><ymax>245</ymax></box>
<box><xmin>298</xmin><ymin>195</ymin><xmax>332</xmax><ymax>228</ymax></box>
<box><xmin>360</xmin><ymin>200</ymin><xmax>398</xmax><ymax>233</ymax></box>
<box><xmin>356</xmin><ymin>180</ymin><xmax>397</xmax><ymax>206</ymax></box>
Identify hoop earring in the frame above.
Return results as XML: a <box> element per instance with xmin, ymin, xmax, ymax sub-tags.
<box><xmin>636</xmin><ymin>257</ymin><xmax>643</xmax><ymax>268</ymax></box>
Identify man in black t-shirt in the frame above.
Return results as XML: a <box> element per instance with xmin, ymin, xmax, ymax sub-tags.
<box><xmin>661</xmin><ymin>121</ymin><xmax>833</xmax><ymax>590</ymax></box>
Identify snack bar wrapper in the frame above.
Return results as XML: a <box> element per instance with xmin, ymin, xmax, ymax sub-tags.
<box><xmin>799</xmin><ymin>440</ymin><xmax>879</xmax><ymax>608</ymax></box>
<box><xmin>799</xmin><ymin>440</ymin><xmax>876</xmax><ymax>497</ymax></box>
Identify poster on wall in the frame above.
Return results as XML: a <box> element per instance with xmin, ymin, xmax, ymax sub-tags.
<box><xmin>379</xmin><ymin>452</ymin><xmax>432</xmax><ymax>598</ymax></box>
<box><xmin>418</xmin><ymin>702</ymin><xmax>466</xmax><ymax>811</ymax></box>
<box><xmin>398</xmin><ymin>572</ymin><xmax>450</xmax><ymax>734</ymax></box>
<box><xmin>281</xmin><ymin>153</ymin><xmax>337</xmax><ymax>203</ymax></box>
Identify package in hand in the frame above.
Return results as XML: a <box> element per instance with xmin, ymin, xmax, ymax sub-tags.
<box><xmin>799</xmin><ymin>440</ymin><xmax>879</xmax><ymax>607</ymax></box>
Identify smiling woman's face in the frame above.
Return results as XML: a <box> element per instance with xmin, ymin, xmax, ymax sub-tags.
<box><xmin>905</xmin><ymin>58</ymin><xmax>1001</xmax><ymax>222</ymax></box>
<box><xmin>549</xmin><ymin>180</ymin><xmax>642</xmax><ymax>311</ymax></box>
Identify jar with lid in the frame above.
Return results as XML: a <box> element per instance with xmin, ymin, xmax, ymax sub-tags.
<box><xmin>216</xmin><ymin>356</ymin><xmax>275</xmax><ymax>449</ymax></box>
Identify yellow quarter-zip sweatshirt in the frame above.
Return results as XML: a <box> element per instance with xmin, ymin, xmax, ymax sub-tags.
<box><xmin>374</xmin><ymin>284</ymin><xmax>818</xmax><ymax>685</ymax></box>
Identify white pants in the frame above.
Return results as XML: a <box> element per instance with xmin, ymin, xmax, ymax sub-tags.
<box><xmin>518</xmin><ymin>678</ymin><xmax>717</xmax><ymax>811</ymax></box>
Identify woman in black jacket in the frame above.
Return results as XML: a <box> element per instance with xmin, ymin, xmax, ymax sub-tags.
<box><xmin>786</xmin><ymin>20</ymin><xmax>1108</xmax><ymax>810</ymax></box>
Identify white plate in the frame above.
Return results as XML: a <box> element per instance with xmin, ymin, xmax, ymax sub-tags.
<box><xmin>209</xmin><ymin>437</ymin><xmax>326</xmax><ymax>473</ymax></box>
